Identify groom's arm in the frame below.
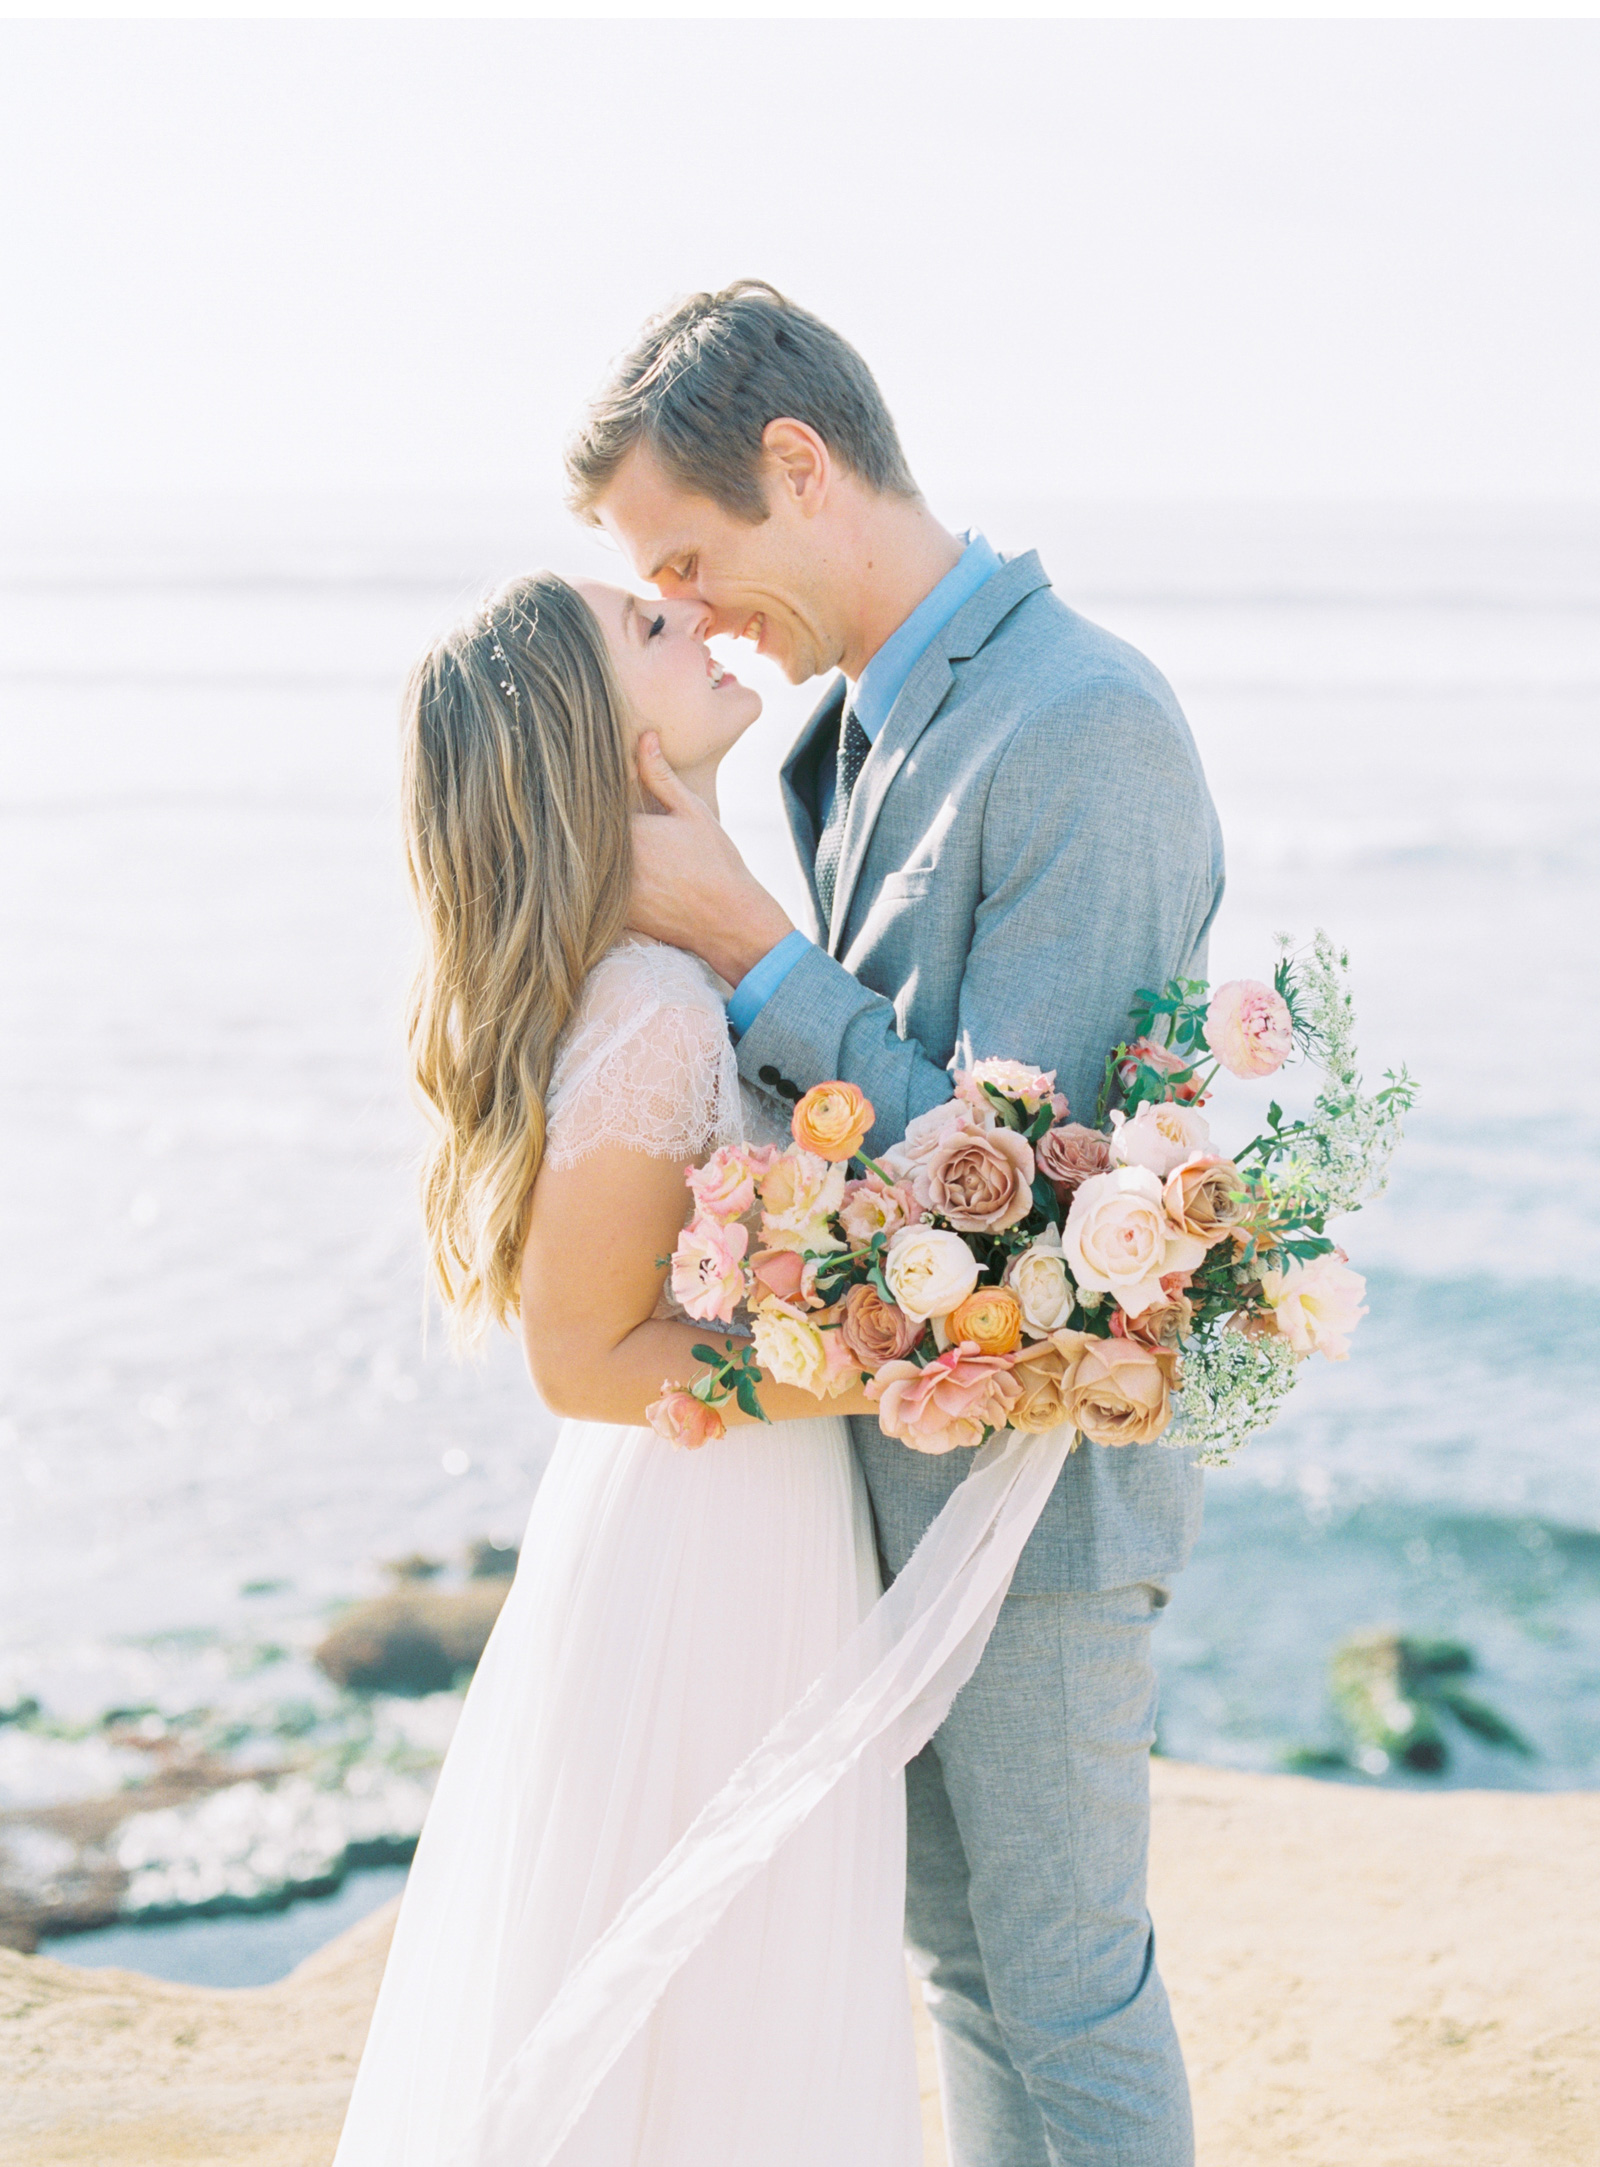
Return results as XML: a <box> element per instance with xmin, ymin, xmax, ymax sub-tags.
<box><xmin>733</xmin><ymin>684</ymin><xmax>1224</xmax><ymax>1155</ymax></box>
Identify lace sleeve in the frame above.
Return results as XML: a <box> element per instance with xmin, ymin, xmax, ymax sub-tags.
<box><xmin>544</xmin><ymin>941</ymin><xmax>744</xmax><ymax>1171</ymax></box>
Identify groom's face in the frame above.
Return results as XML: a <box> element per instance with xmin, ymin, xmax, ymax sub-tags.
<box><xmin>596</xmin><ymin>444</ymin><xmax>837</xmax><ymax>687</ymax></box>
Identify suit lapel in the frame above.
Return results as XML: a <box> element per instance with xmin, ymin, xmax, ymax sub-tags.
<box><xmin>825</xmin><ymin>552</ymin><xmax>1052</xmax><ymax>952</ymax></box>
<box><xmin>778</xmin><ymin>676</ymin><xmax>845</xmax><ymax>940</ymax></box>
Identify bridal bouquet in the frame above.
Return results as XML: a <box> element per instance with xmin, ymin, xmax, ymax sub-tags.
<box><xmin>648</xmin><ymin>933</ymin><xmax>1413</xmax><ymax>1467</ymax></box>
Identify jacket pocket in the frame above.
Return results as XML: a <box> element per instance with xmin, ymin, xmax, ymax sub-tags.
<box><xmin>875</xmin><ymin>868</ymin><xmax>935</xmax><ymax>903</ymax></box>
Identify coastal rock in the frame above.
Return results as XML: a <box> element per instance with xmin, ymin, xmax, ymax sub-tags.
<box><xmin>314</xmin><ymin>1582</ymin><xmax>509</xmax><ymax>1695</ymax></box>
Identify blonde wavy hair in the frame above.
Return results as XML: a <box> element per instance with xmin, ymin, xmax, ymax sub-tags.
<box><xmin>402</xmin><ymin>572</ymin><xmax>632</xmax><ymax>1346</ymax></box>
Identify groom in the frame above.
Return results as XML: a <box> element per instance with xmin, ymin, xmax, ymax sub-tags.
<box><xmin>566</xmin><ymin>282</ymin><xmax>1222</xmax><ymax>2166</ymax></box>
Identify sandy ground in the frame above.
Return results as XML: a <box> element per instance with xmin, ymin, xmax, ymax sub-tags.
<box><xmin>2</xmin><ymin>1759</ymin><xmax>1595</xmax><ymax>2167</ymax></box>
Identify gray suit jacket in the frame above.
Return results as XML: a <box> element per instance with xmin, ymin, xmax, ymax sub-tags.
<box><xmin>735</xmin><ymin>551</ymin><xmax>1225</xmax><ymax>1594</ymax></box>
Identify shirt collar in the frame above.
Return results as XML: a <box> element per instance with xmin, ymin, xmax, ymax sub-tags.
<box><xmin>847</xmin><ymin>532</ymin><xmax>1002</xmax><ymax>744</ymax></box>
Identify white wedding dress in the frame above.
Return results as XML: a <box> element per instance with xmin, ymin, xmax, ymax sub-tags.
<box><xmin>334</xmin><ymin>939</ymin><xmax>1077</xmax><ymax>2167</ymax></box>
<box><xmin>334</xmin><ymin>940</ymin><xmax>921</xmax><ymax>2166</ymax></box>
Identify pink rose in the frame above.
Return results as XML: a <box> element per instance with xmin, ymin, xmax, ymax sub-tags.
<box><xmin>1258</xmin><ymin>1253</ymin><xmax>1367</xmax><ymax>1360</ymax></box>
<box><xmin>749</xmin><ymin>1247</ymin><xmax>823</xmax><ymax>1311</ymax></box>
<box><xmin>954</xmin><ymin>1059</ymin><xmax>1058</xmax><ymax>1113</ymax></box>
<box><xmin>921</xmin><ymin>1126</ymin><xmax>1036</xmax><ymax>1233</ymax></box>
<box><xmin>836</xmin><ymin>1281</ymin><xmax>923</xmax><ymax>1367</ymax></box>
<box><xmin>1116</xmin><ymin>1038</ymin><xmax>1207</xmax><ymax>1105</ymax></box>
<box><xmin>867</xmin><ymin>1344</ymin><xmax>1024</xmax><ymax>1455</ymax></box>
<box><xmin>646</xmin><ymin>1388</ymin><xmax>726</xmax><ymax>1450</ymax></box>
<box><xmin>878</xmin><ymin>1097</ymin><xmax>990</xmax><ymax>1182</ymax></box>
<box><xmin>1108</xmin><ymin>1101</ymin><xmax>1213</xmax><ymax>1181</ymax></box>
<box><xmin>838</xmin><ymin>1175</ymin><xmax>922</xmax><ymax>1244</ymax></box>
<box><xmin>685</xmin><ymin>1145</ymin><xmax>761</xmax><ymax>1224</ymax></box>
<box><xmin>1206</xmin><ymin>980</ymin><xmax>1295</xmax><ymax>1080</ymax></box>
<box><xmin>1035</xmin><ymin>1121</ymin><xmax>1113</xmax><ymax>1198</ymax></box>
<box><xmin>668</xmin><ymin>1217</ymin><xmax>749</xmax><ymax>1324</ymax></box>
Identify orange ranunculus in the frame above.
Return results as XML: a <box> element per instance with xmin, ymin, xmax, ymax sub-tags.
<box><xmin>944</xmin><ymin>1286</ymin><xmax>1024</xmax><ymax>1357</ymax></box>
<box><xmin>790</xmin><ymin>1081</ymin><xmax>875</xmax><ymax>1163</ymax></box>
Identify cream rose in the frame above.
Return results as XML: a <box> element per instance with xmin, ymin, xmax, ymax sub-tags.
<box><xmin>1108</xmin><ymin>1100</ymin><xmax>1213</xmax><ymax>1180</ymax></box>
<box><xmin>751</xmin><ymin>1307</ymin><xmax>830</xmax><ymax>1395</ymax></box>
<box><xmin>882</xmin><ymin>1225</ymin><xmax>981</xmax><ymax>1321</ymax></box>
<box><xmin>1004</xmin><ymin>1228</ymin><xmax>1077</xmax><ymax>1334</ymax></box>
<box><xmin>1063</xmin><ymin>1166</ymin><xmax>1208</xmax><ymax>1317</ymax></box>
<box><xmin>1258</xmin><ymin>1253</ymin><xmax>1367</xmax><ymax>1360</ymax></box>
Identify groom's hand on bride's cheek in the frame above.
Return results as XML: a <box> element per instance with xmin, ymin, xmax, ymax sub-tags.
<box><xmin>629</xmin><ymin>735</ymin><xmax>796</xmax><ymax>987</ymax></box>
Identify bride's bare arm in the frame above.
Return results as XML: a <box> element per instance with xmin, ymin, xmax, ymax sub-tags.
<box><xmin>520</xmin><ymin>1142</ymin><xmax>874</xmax><ymax>1428</ymax></box>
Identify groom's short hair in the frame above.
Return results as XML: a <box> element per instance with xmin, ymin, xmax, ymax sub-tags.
<box><xmin>566</xmin><ymin>281</ymin><xmax>918</xmax><ymax>524</ymax></box>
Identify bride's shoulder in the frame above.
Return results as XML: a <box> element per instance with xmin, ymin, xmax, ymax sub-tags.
<box><xmin>570</xmin><ymin>937</ymin><xmax>726</xmax><ymax>1030</ymax></box>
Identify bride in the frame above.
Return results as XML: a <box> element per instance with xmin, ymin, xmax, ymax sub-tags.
<box><xmin>333</xmin><ymin>571</ymin><xmax>924</xmax><ymax>2165</ymax></box>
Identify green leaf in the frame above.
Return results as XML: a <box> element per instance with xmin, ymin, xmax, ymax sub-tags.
<box><xmin>734</xmin><ymin>1375</ymin><xmax>768</xmax><ymax>1423</ymax></box>
<box><xmin>690</xmin><ymin>1345</ymin><xmax>722</xmax><ymax>1368</ymax></box>
<box><xmin>1031</xmin><ymin>1172</ymin><xmax>1062</xmax><ymax>1226</ymax></box>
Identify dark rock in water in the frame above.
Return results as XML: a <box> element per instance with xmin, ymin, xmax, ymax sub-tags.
<box><xmin>1328</xmin><ymin>1628</ymin><xmax>1533</xmax><ymax>1775</ymax></box>
<box><xmin>468</xmin><ymin>1538</ymin><xmax>518</xmax><ymax>1580</ymax></box>
<box><xmin>383</xmin><ymin>1552</ymin><xmax>446</xmax><ymax>1583</ymax></box>
<box><xmin>315</xmin><ymin>1582</ymin><xmax>509</xmax><ymax>1695</ymax></box>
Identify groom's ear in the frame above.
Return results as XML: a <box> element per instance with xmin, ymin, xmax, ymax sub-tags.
<box><xmin>760</xmin><ymin>419</ymin><xmax>831</xmax><ymax>519</ymax></box>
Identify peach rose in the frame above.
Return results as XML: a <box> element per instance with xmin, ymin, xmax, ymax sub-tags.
<box><xmin>836</xmin><ymin>1281</ymin><xmax>923</xmax><ymax>1367</ymax></box>
<box><xmin>646</xmin><ymin>1388</ymin><xmax>726</xmax><ymax>1449</ymax></box>
<box><xmin>1108</xmin><ymin>1100</ymin><xmax>1213</xmax><ymax>1180</ymax></box>
<box><xmin>1035</xmin><ymin>1122</ymin><xmax>1113</xmax><ymax>1198</ymax></box>
<box><xmin>1258</xmin><ymin>1253</ymin><xmax>1367</xmax><ymax>1360</ymax></box>
<box><xmin>945</xmin><ymin>1285</ymin><xmax>1024</xmax><ymax>1357</ymax></box>
<box><xmin>1063</xmin><ymin>1333</ymin><xmax>1180</xmax><ymax>1447</ymax></box>
<box><xmin>838</xmin><ymin>1175</ymin><xmax>921</xmax><ymax>1244</ymax></box>
<box><xmin>922</xmin><ymin>1126</ymin><xmax>1036</xmax><ymax>1233</ymax></box>
<box><xmin>1003</xmin><ymin>1229</ymin><xmax>1077</xmax><ymax>1334</ymax></box>
<box><xmin>791</xmin><ymin>1081</ymin><xmax>875</xmax><ymax>1163</ymax></box>
<box><xmin>1110</xmin><ymin>1286</ymin><xmax>1194</xmax><ymax>1349</ymax></box>
<box><xmin>685</xmin><ymin>1145</ymin><xmax>761</xmax><ymax>1225</ymax></box>
<box><xmin>1206</xmin><ymin>980</ymin><xmax>1295</xmax><ymax>1080</ymax></box>
<box><xmin>1116</xmin><ymin>1037</ymin><xmax>1207</xmax><ymax>1104</ymax></box>
<box><xmin>669</xmin><ymin>1217</ymin><xmax>749</xmax><ymax>1323</ymax></box>
<box><xmin>1162</xmin><ymin>1156</ymin><xmax>1251</xmax><ymax>1249</ymax></box>
<box><xmin>757</xmin><ymin>1148</ymin><xmax>848</xmax><ymax>1252</ymax></box>
<box><xmin>1007</xmin><ymin>1331</ymin><xmax>1096</xmax><ymax>1434</ymax></box>
<box><xmin>749</xmin><ymin>1248</ymin><xmax>823</xmax><ymax>1310</ymax></box>
<box><xmin>751</xmin><ymin>1306</ymin><xmax>830</xmax><ymax>1395</ymax></box>
<box><xmin>867</xmin><ymin>1344</ymin><xmax>1023</xmax><ymax>1454</ymax></box>
<box><xmin>1063</xmin><ymin>1166</ymin><xmax>1208</xmax><ymax>1317</ymax></box>
<box><xmin>955</xmin><ymin>1058</ymin><xmax>1058</xmax><ymax>1113</ymax></box>
<box><xmin>882</xmin><ymin>1225</ymin><xmax>982</xmax><ymax>1321</ymax></box>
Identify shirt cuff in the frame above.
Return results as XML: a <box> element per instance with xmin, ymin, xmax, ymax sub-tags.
<box><xmin>726</xmin><ymin>929</ymin><xmax>815</xmax><ymax>1040</ymax></box>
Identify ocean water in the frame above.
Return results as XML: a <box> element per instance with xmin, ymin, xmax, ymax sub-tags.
<box><xmin>2</xmin><ymin>496</ymin><xmax>1598</xmax><ymax>1981</ymax></box>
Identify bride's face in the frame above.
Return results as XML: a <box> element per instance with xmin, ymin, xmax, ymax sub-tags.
<box><xmin>578</xmin><ymin>582</ymin><xmax>761</xmax><ymax>773</ymax></box>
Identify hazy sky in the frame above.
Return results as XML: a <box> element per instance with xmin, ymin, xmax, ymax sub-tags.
<box><xmin>3</xmin><ymin>18</ymin><xmax>1597</xmax><ymax>508</ymax></box>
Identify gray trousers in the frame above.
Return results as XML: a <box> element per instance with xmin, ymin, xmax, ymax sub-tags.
<box><xmin>904</xmin><ymin>1582</ymin><xmax>1193</xmax><ymax>2167</ymax></box>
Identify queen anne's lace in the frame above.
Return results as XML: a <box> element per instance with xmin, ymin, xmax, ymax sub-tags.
<box><xmin>544</xmin><ymin>939</ymin><xmax>745</xmax><ymax>1170</ymax></box>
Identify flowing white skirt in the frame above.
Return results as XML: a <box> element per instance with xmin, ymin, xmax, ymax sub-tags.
<box><xmin>333</xmin><ymin>1411</ymin><xmax>923</xmax><ymax>2167</ymax></box>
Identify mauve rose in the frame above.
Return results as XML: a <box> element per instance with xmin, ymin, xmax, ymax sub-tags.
<box><xmin>1035</xmin><ymin>1122</ymin><xmax>1112</xmax><ymax>1198</ymax></box>
<box><xmin>646</xmin><ymin>1388</ymin><xmax>725</xmax><ymax>1450</ymax></box>
<box><xmin>836</xmin><ymin>1282</ymin><xmax>922</xmax><ymax>1367</ymax></box>
<box><xmin>923</xmin><ymin>1126</ymin><xmax>1036</xmax><ymax>1233</ymax></box>
<box><xmin>1206</xmin><ymin>980</ymin><xmax>1295</xmax><ymax>1080</ymax></box>
<box><xmin>1162</xmin><ymin>1155</ymin><xmax>1250</xmax><ymax>1249</ymax></box>
<box><xmin>878</xmin><ymin>1097</ymin><xmax>991</xmax><ymax>1183</ymax></box>
<box><xmin>1065</xmin><ymin>1334</ymin><xmax>1180</xmax><ymax>1447</ymax></box>
<box><xmin>867</xmin><ymin>1344</ymin><xmax>1023</xmax><ymax>1454</ymax></box>
<box><xmin>1110</xmin><ymin>1289</ymin><xmax>1194</xmax><ymax>1350</ymax></box>
<box><xmin>1109</xmin><ymin>1101</ymin><xmax>1213</xmax><ymax>1180</ymax></box>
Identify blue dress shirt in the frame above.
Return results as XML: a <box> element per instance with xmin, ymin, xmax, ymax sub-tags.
<box><xmin>727</xmin><ymin>533</ymin><xmax>1002</xmax><ymax>1039</ymax></box>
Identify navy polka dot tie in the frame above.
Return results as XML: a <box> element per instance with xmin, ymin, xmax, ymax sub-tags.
<box><xmin>814</xmin><ymin>706</ymin><xmax>870</xmax><ymax>925</ymax></box>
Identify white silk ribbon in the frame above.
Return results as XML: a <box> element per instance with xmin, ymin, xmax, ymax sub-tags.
<box><xmin>451</xmin><ymin>1421</ymin><xmax>1076</xmax><ymax>2167</ymax></box>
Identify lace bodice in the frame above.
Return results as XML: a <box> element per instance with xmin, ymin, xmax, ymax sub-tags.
<box><xmin>545</xmin><ymin>938</ymin><xmax>749</xmax><ymax>1170</ymax></box>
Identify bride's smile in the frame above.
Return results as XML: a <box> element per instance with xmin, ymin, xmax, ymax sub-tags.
<box><xmin>577</xmin><ymin>580</ymin><xmax>761</xmax><ymax>807</ymax></box>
